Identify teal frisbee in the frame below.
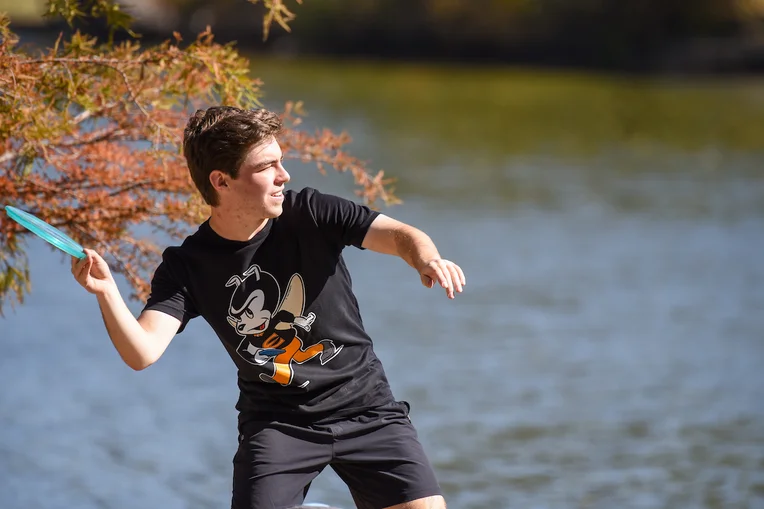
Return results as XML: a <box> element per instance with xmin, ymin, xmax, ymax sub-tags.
<box><xmin>5</xmin><ymin>205</ymin><xmax>86</xmax><ymax>259</ymax></box>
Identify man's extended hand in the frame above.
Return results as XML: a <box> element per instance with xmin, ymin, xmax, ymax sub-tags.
<box><xmin>361</xmin><ymin>214</ymin><xmax>466</xmax><ymax>299</ymax></box>
<box><xmin>418</xmin><ymin>258</ymin><xmax>466</xmax><ymax>299</ymax></box>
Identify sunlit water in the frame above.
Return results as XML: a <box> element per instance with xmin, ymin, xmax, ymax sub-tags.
<box><xmin>2</xmin><ymin>59</ymin><xmax>764</xmax><ymax>509</ymax></box>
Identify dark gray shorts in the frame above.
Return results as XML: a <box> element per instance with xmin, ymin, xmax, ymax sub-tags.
<box><xmin>231</xmin><ymin>401</ymin><xmax>442</xmax><ymax>509</ymax></box>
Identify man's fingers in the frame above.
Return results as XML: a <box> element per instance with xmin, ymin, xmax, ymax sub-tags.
<box><xmin>424</xmin><ymin>263</ymin><xmax>448</xmax><ymax>292</ymax></box>
<box><xmin>448</xmin><ymin>264</ymin><xmax>463</xmax><ymax>294</ymax></box>
<box><xmin>71</xmin><ymin>255</ymin><xmax>85</xmax><ymax>274</ymax></box>
<box><xmin>455</xmin><ymin>264</ymin><xmax>466</xmax><ymax>286</ymax></box>
<box><xmin>434</xmin><ymin>263</ymin><xmax>450</xmax><ymax>292</ymax></box>
<box><xmin>434</xmin><ymin>260</ymin><xmax>454</xmax><ymax>298</ymax></box>
<box><xmin>74</xmin><ymin>254</ymin><xmax>92</xmax><ymax>281</ymax></box>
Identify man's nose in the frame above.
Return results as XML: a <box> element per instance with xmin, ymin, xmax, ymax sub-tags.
<box><xmin>276</xmin><ymin>162</ymin><xmax>290</xmax><ymax>184</ymax></box>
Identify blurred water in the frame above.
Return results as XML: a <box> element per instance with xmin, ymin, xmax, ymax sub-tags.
<box><xmin>2</xmin><ymin>60</ymin><xmax>764</xmax><ymax>509</ymax></box>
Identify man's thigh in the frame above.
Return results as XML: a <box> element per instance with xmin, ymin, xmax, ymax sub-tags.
<box><xmin>232</xmin><ymin>421</ymin><xmax>333</xmax><ymax>509</ymax></box>
<box><xmin>330</xmin><ymin>405</ymin><xmax>443</xmax><ymax>509</ymax></box>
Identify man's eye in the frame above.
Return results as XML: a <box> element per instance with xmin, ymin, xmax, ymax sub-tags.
<box><xmin>245</xmin><ymin>309</ymin><xmax>254</xmax><ymax>318</ymax></box>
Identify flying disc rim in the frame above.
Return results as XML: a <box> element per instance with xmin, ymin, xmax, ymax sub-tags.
<box><xmin>5</xmin><ymin>206</ymin><xmax>86</xmax><ymax>259</ymax></box>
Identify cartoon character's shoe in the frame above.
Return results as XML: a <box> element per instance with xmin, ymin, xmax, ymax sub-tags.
<box><xmin>318</xmin><ymin>339</ymin><xmax>343</xmax><ymax>365</ymax></box>
<box><xmin>252</xmin><ymin>348</ymin><xmax>282</xmax><ymax>365</ymax></box>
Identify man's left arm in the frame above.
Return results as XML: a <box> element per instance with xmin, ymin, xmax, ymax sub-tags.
<box><xmin>362</xmin><ymin>214</ymin><xmax>466</xmax><ymax>299</ymax></box>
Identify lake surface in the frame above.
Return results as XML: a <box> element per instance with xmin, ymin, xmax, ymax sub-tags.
<box><xmin>1</xmin><ymin>58</ymin><xmax>764</xmax><ymax>509</ymax></box>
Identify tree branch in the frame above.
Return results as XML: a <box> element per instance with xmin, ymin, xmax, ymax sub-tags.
<box><xmin>15</xmin><ymin>57</ymin><xmax>175</xmax><ymax>141</ymax></box>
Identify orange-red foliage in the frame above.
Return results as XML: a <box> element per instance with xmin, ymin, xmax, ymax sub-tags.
<box><xmin>0</xmin><ymin>8</ymin><xmax>397</xmax><ymax>313</ymax></box>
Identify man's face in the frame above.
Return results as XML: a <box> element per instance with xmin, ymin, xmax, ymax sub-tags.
<box><xmin>226</xmin><ymin>136</ymin><xmax>290</xmax><ymax>218</ymax></box>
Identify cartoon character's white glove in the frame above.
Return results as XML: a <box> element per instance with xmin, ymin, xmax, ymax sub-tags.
<box><xmin>293</xmin><ymin>312</ymin><xmax>316</xmax><ymax>332</ymax></box>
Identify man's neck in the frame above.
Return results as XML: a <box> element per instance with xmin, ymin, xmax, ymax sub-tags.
<box><xmin>208</xmin><ymin>207</ymin><xmax>269</xmax><ymax>242</ymax></box>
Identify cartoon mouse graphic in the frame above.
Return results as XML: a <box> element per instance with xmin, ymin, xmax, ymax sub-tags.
<box><xmin>225</xmin><ymin>264</ymin><xmax>341</xmax><ymax>387</ymax></box>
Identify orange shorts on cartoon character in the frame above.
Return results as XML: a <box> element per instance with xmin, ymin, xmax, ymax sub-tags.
<box><xmin>253</xmin><ymin>333</ymin><xmax>342</xmax><ymax>386</ymax></box>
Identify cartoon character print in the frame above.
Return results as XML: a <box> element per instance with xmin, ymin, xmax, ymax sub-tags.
<box><xmin>226</xmin><ymin>264</ymin><xmax>342</xmax><ymax>388</ymax></box>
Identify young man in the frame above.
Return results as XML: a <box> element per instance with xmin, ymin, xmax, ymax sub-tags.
<box><xmin>71</xmin><ymin>107</ymin><xmax>465</xmax><ymax>509</ymax></box>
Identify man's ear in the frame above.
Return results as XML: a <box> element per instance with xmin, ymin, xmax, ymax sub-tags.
<box><xmin>209</xmin><ymin>170</ymin><xmax>229</xmax><ymax>191</ymax></box>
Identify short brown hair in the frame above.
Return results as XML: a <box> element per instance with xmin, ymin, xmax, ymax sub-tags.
<box><xmin>183</xmin><ymin>106</ymin><xmax>282</xmax><ymax>206</ymax></box>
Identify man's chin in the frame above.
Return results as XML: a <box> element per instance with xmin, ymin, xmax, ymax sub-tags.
<box><xmin>265</xmin><ymin>204</ymin><xmax>284</xmax><ymax>218</ymax></box>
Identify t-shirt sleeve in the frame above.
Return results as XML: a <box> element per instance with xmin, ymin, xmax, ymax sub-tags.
<box><xmin>142</xmin><ymin>255</ymin><xmax>199</xmax><ymax>333</ymax></box>
<box><xmin>303</xmin><ymin>187</ymin><xmax>380</xmax><ymax>249</ymax></box>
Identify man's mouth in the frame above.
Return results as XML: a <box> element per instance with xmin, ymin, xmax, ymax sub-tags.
<box><xmin>271</xmin><ymin>190</ymin><xmax>283</xmax><ymax>197</ymax></box>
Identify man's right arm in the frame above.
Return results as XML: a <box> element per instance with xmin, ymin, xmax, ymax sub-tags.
<box><xmin>72</xmin><ymin>249</ymin><xmax>180</xmax><ymax>371</ymax></box>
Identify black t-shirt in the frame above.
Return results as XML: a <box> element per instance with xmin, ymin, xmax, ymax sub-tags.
<box><xmin>143</xmin><ymin>187</ymin><xmax>396</xmax><ymax>423</ymax></box>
